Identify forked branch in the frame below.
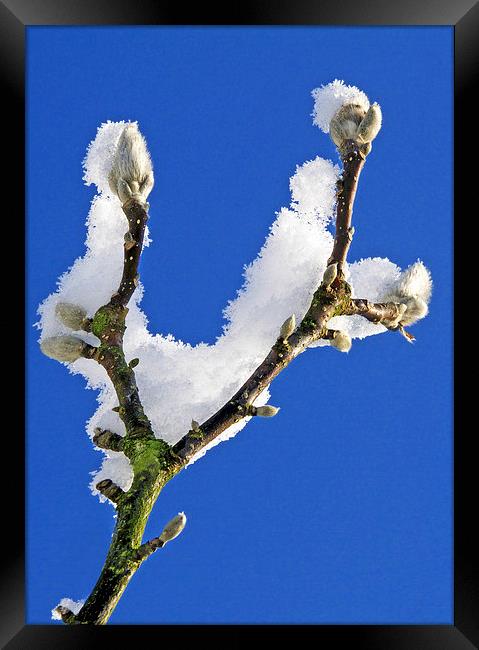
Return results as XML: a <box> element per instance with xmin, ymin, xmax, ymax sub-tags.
<box><xmin>43</xmin><ymin>100</ymin><xmax>426</xmax><ymax>624</ymax></box>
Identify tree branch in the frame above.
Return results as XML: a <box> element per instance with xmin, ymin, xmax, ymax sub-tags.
<box><xmin>110</xmin><ymin>198</ymin><xmax>149</xmax><ymax>308</ymax></box>
<box><xmin>343</xmin><ymin>298</ymin><xmax>406</xmax><ymax>326</ymax></box>
<box><xmin>327</xmin><ymin>140</ymin><xmax>365</xmax><ymax>273</ymax></box>
<box><xmin>172</xmin><ymin>142</ymin><xmax>367</xmax><ymax>464</ymax></box>
<box><xmin>92</xmin><ymin>428</ymin><xmax>124</xmax><ymax>452</ymax></box>
<box><xmin>135</xmin><ymin>537</ymin><xmax>165</xmax><ymax>561</ymax></box>
<box><xmin>95</xmin><ymin>479</ymin><xmax>126</xmax><ymax>504</ymax></box>
<box><xmin>56</xmin><ymin>114</ymin><xmax>408</xmax><ymax>625</ymax></box>
<box><xmin>63</xmin><ymin>198</ymin><xmax>178</xmax><ymax>625</ymax></box>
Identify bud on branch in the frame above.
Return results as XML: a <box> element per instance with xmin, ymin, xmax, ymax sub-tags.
<box><xmin>40</xmin><ymin>336</ymin><xmax>94</xmax><ymax>363</ymax></box>
<box><xmin>280</xmin><ymin>314</ymin><xmax>296</xmax><ymax>341</ymax></box>
<box><xmin>135</xmin><ymin>512</ymin><xmax>187</xmax><ymax>561</ymax></box>
<box><xmin>330</xmin><ymin>330</ymin><xmax>352</xmax><ymax>353</ymax></box>
<box><xmin>382</xmin><ymin>261</ymin><xmax>432</xmax><ymax>327</ymax></box>
<box><xmin>329</xmin><ymin>102</ymin><xmax>382</xmax><ymax>157</ymax></box>
<box><xmin>108</xmin><ymin>124</ymin><xmax>154</xmax><ymax>205</ymax></box>
<box><xmin>55</xmin><ymin>302</ymin><xmax>91</xmax><ymax>331</ymax></box>
<box><xmin>251</xmin><ymin>404</ymin><xmax>280</xmax><ymax>418</ymax></box>
<box><xmin>159</xmin><ymin>512</ymin><xmax>187</xmax><ymax>545</ymax></box>
<box><xmin>322</xmin><ymin>263</ymin><xmax>338</xmax><ymax>288</ymax></box>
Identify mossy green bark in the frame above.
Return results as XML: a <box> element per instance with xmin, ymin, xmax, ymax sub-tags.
<box><xmin>71</xmin><ymin>218</ymin><xmax>181</xmax><ymax>624</ymax></box>
<box><xmin>75</xmin><ymin>431</ymin><xmax>178</xmax><ymax>624</ymax></box>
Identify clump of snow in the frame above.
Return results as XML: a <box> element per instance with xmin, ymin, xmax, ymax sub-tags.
<box><xmin>289</xmin><ymin>157</ymin><xmax>337</xmax><ymax>217</ymax></box>
<box><xmin>312</xmin><ymin>79</ymin><xmax>370</xmax><ymax>133</ymax></box>
<box><xmin>83</xmin><ymin>121</ymin><xmax>130</xmax><ymax>196</ymax></box>
<box><xmin>37</xmin><ymin>83</ymin><xmax>426</xmax><ymax>499</ymax></box>
<box><xmin>51</xmin><ymin>597</ymin><xmax>84</xmax><ymax>620</ymax></box>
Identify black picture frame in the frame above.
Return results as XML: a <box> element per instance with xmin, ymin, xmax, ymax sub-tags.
<box><xmin>4</xmin><ymin>0</ymin><xmax>475</xmax><ymax>647</ymax></box>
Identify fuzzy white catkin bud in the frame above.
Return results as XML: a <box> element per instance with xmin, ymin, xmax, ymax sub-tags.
<box><xmin>329</xmin><ymin>103</ymin><xmax>366</xmax><ymax>148</ymax></box>
<box><xmin>55</xmin><ymin>302</ymin><xmax>88</xmax><ymax>331</ymax></box>
<box><xmin>382</xmin><ymin>261</ymin><xmax>432</xmax><ymax>326</ymax></box>
<box><xmin>330</xmin><ymin>331</ymin><xmax>352</xmax><ymax>353</ymax></box>
<box><xmin>322</xmin><ymin>263</ymin><xmax>338</xmax><ymax>287</ymax></box>
<box><xmin>108</xmin><ymin>124</ymin><xmax>154</xmax><ymax>205</ymax></box>
<box><xmin>40</xmin><ymin>336</ymin><xmax>86</xmax><ymax>363</ymax></box>
<box><xmin>356</xmin><ymin>103</ymin><xmax>382</xmax><ymax>143</ymax></box>
<box><xmin>400</xmin><ymin>297</ymin><xmax>429</xmax><ymax>326</ymax></box>
<box><xmin>159</xmin><ymin>512</ymin><xmax>187</xmax><ymax>545</ymax></box>
<box><xmin>280</xmin><ymin>314</ymin><xmax>296</xmax><ymax>340</ymax></box>
<box><xmin>329</xmin><ymin>102</ymin><xmax>381</xmax><ymax>156</ymax></box>
<box><xmin>255</xmin><ymin>405</ymin><xmax>280</xmax><ymax>418</ymax></box>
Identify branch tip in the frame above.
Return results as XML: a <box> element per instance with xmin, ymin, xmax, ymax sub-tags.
<box><xmin>95</xmin><ymin>479</ymin><xmax>125</xmax><ymax>503</ymax></box>
<box><xmin>54</xmin><ymin>606</ymin><xmax>77</xmax><ymax>625</ymax></box>
<box><xmin>92</xmin><ymin>428</ymin><xmax>124</xmax><ymax>452</ymax></box>
<box><xmin>108</xmin><ymin>124</ymin><xmax>154</xmax><ymax>206</ymax></box>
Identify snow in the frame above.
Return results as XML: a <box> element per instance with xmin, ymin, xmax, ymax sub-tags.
<box><xmin>312</xmin><ymin>79</ymin><xmax>370</xmax><ymax>133</ymax></box>
<box><xmin>51</xmin><ymin>597</ymin><xmax>84</xmax><ymax>620</ymax></box>
<box><xmin>36</xmin><ymin>81</ymin><xmax>430</xmax><ymax>497</ymax></box>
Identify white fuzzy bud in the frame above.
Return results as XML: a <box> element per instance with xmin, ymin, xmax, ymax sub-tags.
<box><xmin>330</xmin><ymin>331</ymin><xmax>352</xmax><ymax>353</ymax></box>
<box><xmin>322</xmin><ymin>262</ymin><xmax>338</xmax><ymax>287</ymax></box>
<box><xmin>329</xmin><ymin>103</ymin><xmax>366</xmax><ymax>148</ymax></box>
<box><xmin>40</xmin><ymin>335</ymin><xmax>86</xmax><ymax>363</ymax></box>
<box><xmin>255</xmin><ymin>405</ymin><xmax>280</xmax><ymax>418</ymax></box>
<box><xmin>108</xmin><ymin>124</ymin><xmax>154</xmax><ymax>205</ymax></box>
<box><xmin>55</xmin><ymin>302</ymin><xmax>88</xmax><ymax>331</ymax></box>
<box><xmin>356</xmin><ymin>103</ymin><xmax>382</xmax><ymax>143</ymax></box>
<box><xmin>280</xmin><ymin>314</ymin><xmax>296</xmax><ymax>340</ymax></box>
<box><xmin>159</xmin><ymin>512</ymin><xmax>187</xmax><ymax>545</ymax></box>
<box><xmin>382</xmin><ymin>261</ymin><xmax>432</xmax><ymax>326</ymax></box>
<box><xmin>400</xmin><ymin>297</ymin><xmax>429</xmax><ymax>326</ymax></box>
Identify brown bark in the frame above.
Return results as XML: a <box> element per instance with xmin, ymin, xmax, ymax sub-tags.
<box><xmin>327</xmin><ymin>140</ymin><xmax>365</xmax><ymax>273</ymax></box>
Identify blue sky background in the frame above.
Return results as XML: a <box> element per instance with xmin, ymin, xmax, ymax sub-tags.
<box><xmin>26</xmin><ymin>26</ymin><xmax>452</xmax><ymax>624</ymax></box>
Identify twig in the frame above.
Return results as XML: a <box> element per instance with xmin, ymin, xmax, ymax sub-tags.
<box><xmin>67</xmin><ymin>198</ymin><xmax>177</xmax><ymax>625</ymax></box>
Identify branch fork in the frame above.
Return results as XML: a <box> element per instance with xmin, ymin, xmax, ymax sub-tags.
<box><xmin>43</xmin><ymin>103</ymin><xmax>425</xmax><ymax>624</ymax></box>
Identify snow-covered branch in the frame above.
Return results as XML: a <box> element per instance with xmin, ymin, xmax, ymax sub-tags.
<box><xmin>38</xmin><ymin>81</ymin><xmax>432</xmax><ymax>624</ymax></box>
